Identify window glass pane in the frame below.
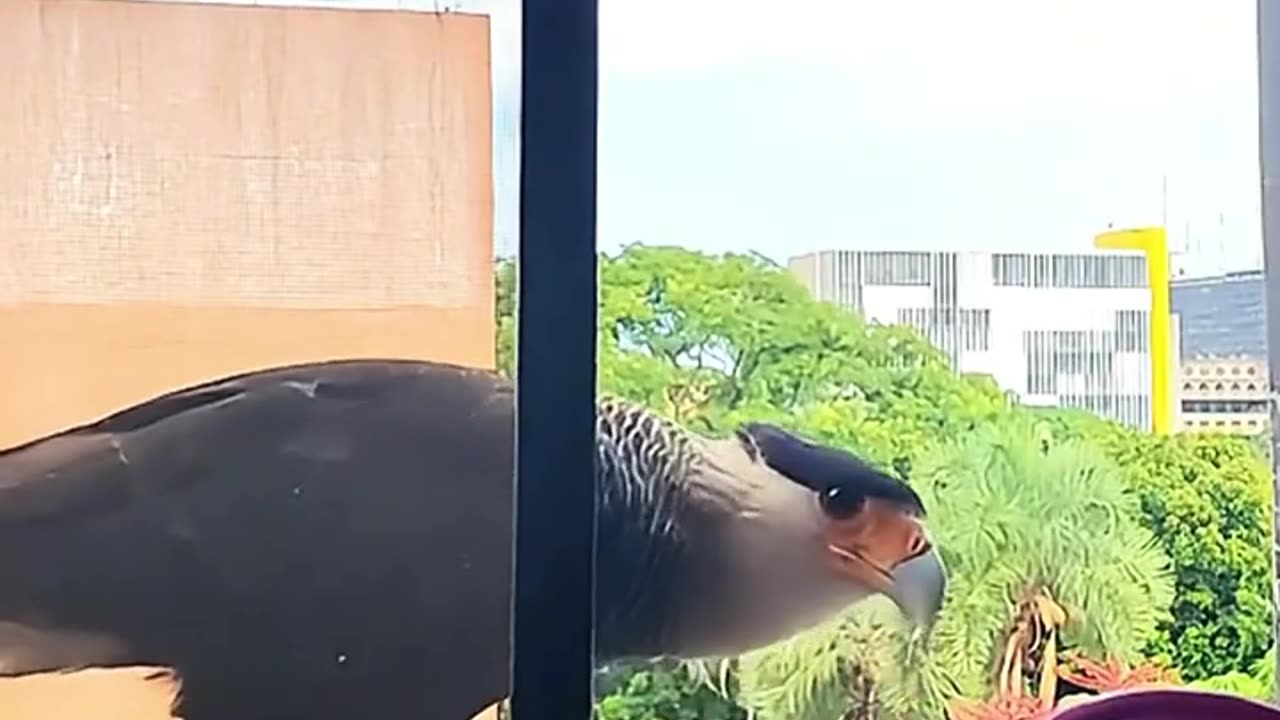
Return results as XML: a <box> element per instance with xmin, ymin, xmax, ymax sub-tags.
<box><xmin>7</xmin><ymin>1</ymin><xmax>1272</xmax><ymax>717</ymax></box>
<box><xmin>592</xmin><ymin>2</ymin><xmax>1272</xmax><ymax>719</ymax></box>
<box><xmin>1</xmin><ymin>1</ymin><xmax>519</xmax><ymax>719</ymax></box>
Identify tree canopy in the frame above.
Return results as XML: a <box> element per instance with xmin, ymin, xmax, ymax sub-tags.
<box><xmin>912</xmin><ymin>419</ymin><xmax>1174</xmax><ymax>695</ymax></box>
<box><xmin>1043</xmin><ymin>417</ymin><xmax>1275</xmax><ymax>680</ymax></box>
<box><xmin>499</xmin><ymin>245</ymin><xmax>1008</xmax><ymax>469</ymax></box>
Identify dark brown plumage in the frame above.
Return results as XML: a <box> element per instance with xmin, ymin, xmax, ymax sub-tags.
<box><xmin>0</xmin><ymin>359</ymin><xmax>943</xmax><ymax>719</ymax></box>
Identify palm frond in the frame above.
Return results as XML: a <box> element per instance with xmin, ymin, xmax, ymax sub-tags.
<box><xmin>737</xmin><ymin>416</ymin><xmax>1176</xmax><ymax>719</ymax></box>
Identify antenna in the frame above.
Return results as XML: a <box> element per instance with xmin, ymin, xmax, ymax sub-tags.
<box><xmin>1161</xmin><ymin>172</ymin><xmax>1168</xmax><ymax>227</ymax></box>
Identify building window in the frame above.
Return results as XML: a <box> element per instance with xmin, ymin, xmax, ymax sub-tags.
<box><xmin>896</xmin><ymin>307</ymin><xmax>991</xmax><ymax>352</ymax></box>
<box><xmin>1181</xmin><ymin>399</ymin><xmax>1269</xmax><ymax>414</ymax></box>
<box><xmin>1022</xmin><ymin>327</ymin><xmax>1149</xmax><ymax>428</ymax></box>
<box><xmin>1033</xmin><ymin>255</ymin><xmax>1050</xmax><ymax>286</ymax></box>
<box><xmin>862</xmin><ymin>251</ymin><xmax>932</xmax><ymax>285</ymax></box>
<box><xmin>992</xmin><ymin>253</ymin><xmax>1146</xmax><ymax>288</ymax></box>
<box><xmin>992</xmin><ymin>254</ymin><xmax>1030</xmax><ymax>286</ymax></box>
<box><xmin>1114</xmin><ymin>310</ymin><xmax>1148</xmax><ymax>352</ymax></box>
<box><xmin>961</xmin><ymin>309</ymin><xmax>991</xmax><ymax>351</ymax></box>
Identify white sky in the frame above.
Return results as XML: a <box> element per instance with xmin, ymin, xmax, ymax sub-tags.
<box><xmin>198</xmin><ymin>0</ymin><xmax>1266</xmax><ymax>276</ymax></box>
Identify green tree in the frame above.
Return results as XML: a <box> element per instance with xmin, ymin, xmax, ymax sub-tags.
<box><xmin>495</xmin><ymin>258</ymin><xmax>517</xmax><ymax>376</ymax></box>
<box><xmin>1029</xmin><ymin>407</ymin><xmax>1275</xmax><ymax>680</ymax></box>
<box><xmin>1087</xmin><ymin>426</ymin><xmax>1275</xmax><ymax>680</ymax></box>
<box><xmin>919</xmin><ymin>420</ymin><xmax>1175</xmax><ymax>691</ymax></box>
<box><xmin>594</xmin><ymin>661</ymin><xmax>746</xmax><ymax>720</ymax></box>
<box><xmin>736</xmin><ymin>597</ymin><xmax>949</xmax><ymax>720</ymax></box>
<box><xmin>1190</xmin><ymin>647</ymin><xmax>1276</xmax><ymax>701</ymax></box>
<box><xmin>736</xmin><ymin>418</ymin><xmax>1175</xmax><ymax>719</ymax></box>
<box><xmin>501</xmin><ymin>246</ymin><xmax>1007</xmax><ymax>458</ymax></box>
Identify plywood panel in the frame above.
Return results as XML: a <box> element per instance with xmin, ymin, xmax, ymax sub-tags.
<box><xmin>0</xmin><ymin>666</ymin><xmax>180</xmax><ymax>720</ymax></box>
<box><xmin>0</xmin><ymin>0</ymin><xmax>496</xmax><ymax>448</ymax></box>
<box><xmin>0</xmin><ymin>0</ymin><xmax>493</xmax><ymax>309</ymax></box>
<box><xmin>0</xmin><ymin>303</ymin><xmax>494</xmax><ymax>449</ymax></box>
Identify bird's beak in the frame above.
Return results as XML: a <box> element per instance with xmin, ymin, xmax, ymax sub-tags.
<box><xmin>823</xmin><ymin>499</ymin><xmax>947</xmax><ymax>629</ymax></box>
<box><xmin>886</xmin><ymin>546</ymin><xmax>947</xmax><ymax>631</ymax></box>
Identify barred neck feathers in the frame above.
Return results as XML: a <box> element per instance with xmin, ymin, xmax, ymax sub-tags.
<box><xmin>592</xmin><ymin>398</ymin><xmax>703</xmax><ymax>658</ymax></box>
<box><xmin>594</xmin><ymin>398</ymin><xmax>700</xmax><ymax>533</ymax></box>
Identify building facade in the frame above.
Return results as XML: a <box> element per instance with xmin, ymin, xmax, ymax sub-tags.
<box><xmin>1171</xmin><ymin>271</ymin><xmax>1267</xmax><ymax>358</ymax></box>
<box><xmin>1176</xmin><ymin>357</ymin><xmax>1269</xmax><ymax>434</ymax></box>
<box><xmin>788</xmin><ymin>249</ymin><xmax>1153</xmax><ymax>430</ymax></box>
<box><xmin>1170</xmin><ymin>271</ymin><xmax>1270</xmax><ymax>434</ymax></box>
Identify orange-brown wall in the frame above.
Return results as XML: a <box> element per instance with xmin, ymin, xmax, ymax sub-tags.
<box><xmin>1</xmin><ymin>304</ymin><xmax>494</xmax><ymax>449</ymax></box>
<box><xmin>0</xmin><ymin>0</ymin><xmax>495</xmax><ymax>448</ymax></box>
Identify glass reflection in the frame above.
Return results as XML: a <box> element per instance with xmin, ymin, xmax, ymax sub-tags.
<box><xmin>589</xmin><ymin>1</ymin><xmax>1273</xmax><ymax>719</ymax></box>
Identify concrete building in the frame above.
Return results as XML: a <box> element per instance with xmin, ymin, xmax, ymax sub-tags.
<box><xmin>1170</xmin><ymin>271</ymin><xmax>1270</xmax><ymax>434</ymax></box>
<box><xmin>0</xmin><ymin>0</ymin><xmax>495</xmax><ymax>448</ymax></box>
<box><xmin>788</xmin><ymin>249</ymin><xmax>1153</xmax><ymax>430</ymax></box>
<box><xmin>1175</xmin><ymin>357</ymin><xmax>1269</xmax><ymax>434</ymax></box>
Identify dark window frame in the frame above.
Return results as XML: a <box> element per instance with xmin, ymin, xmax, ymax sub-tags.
<box><xmin>991</xmin><ymin>252</ymin><xmax>1147</xmax><ymax>288</ymax></box>
<box><xmin>511</xmin><ymin>2</ymin><xmax>600</xmax><ymax>719</ymax></box>
<box><xmin>1257</xmin><ymin>0</ymin><xmax>1280</xmax><ymax>701</ymax></box>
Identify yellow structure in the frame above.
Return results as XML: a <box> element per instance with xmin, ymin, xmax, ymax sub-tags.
<box><xmin>1093</xmin><ymin>227</ymin><xmax>1172</xmax><ymax>435</ymax></box>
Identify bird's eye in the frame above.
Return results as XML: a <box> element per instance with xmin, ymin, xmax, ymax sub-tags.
<box><xmin>819</xmin><ymin>486</ymin><xmax>864</xmax><ymax>519</ymax></box>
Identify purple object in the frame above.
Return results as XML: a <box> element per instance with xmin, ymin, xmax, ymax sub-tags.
<box><xmin>1051</xmin><ymin>688</ymin><xmax>1280</xmax><ymax>720</ymax></box>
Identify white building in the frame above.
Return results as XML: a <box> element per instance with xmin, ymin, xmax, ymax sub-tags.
<box><xmin>788</xmin><ymin>250</ymin><xmax>1153</xmax><ymax>430</ymax></box>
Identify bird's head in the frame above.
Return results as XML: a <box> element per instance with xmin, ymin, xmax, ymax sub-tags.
<box><xmin>736</xmin><ymin>422</ymin><xmax>947</xmax><ymax>632</ymax></box>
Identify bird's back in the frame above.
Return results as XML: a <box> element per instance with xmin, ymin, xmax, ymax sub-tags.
<box><xmin>0</xmin><ymin>359</ymin><xmax>517</xmax><ymax>720</ymax></box>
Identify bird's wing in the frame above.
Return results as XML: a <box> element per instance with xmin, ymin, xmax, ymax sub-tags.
<box><xmin>0</xmin><ymin>359</ymin><xmax>509</xmax><ymax>525</ymax></box>
<box><xmin>0</xmin><ymin>378</ymin><xmax>249</xmax><ymax>526</ymax></box>
<box><xmin>0</xmin><ymin>359</ymin><xmax>516</xmax><ymax>719</ymax></box>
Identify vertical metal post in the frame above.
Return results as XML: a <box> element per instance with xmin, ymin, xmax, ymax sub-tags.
<box><xmin>1094</xmin><ymin>227</ymin><xmax>1172</xmax><ymax>434</ymax></box>
<box><xmin>511</xmin><ymin>1</ymin><xmax>599</xmax><ymax>719</ymax></box>
<box><xmin>1258</xmin><ymin>0</ymin><xmax>1280</xmax><ymax>704</ymax></box>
